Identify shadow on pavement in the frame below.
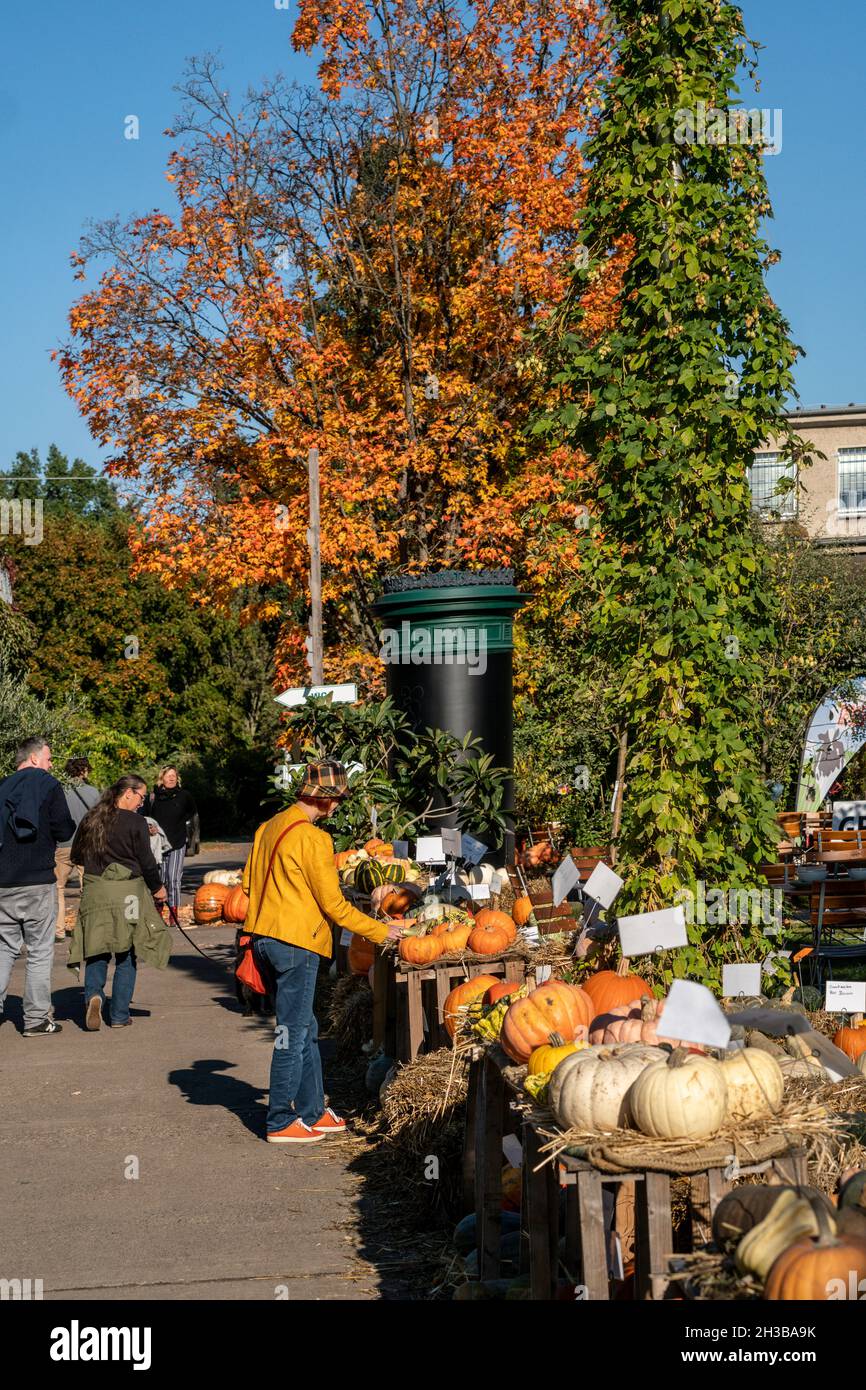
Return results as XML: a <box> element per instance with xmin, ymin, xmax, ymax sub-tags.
<box><xmin>168</xmin><ymin>1058</ymin><xmax>268</xmax><ymax>1138</ymax></box>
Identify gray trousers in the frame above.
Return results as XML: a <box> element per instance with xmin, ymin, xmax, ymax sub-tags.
<box><xmin>0</xmin><ymin>884</ymin><xmax>59</xmax><ymax>1028</ymax></box>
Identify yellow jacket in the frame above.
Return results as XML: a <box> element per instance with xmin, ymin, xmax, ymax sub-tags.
<box><xmin>241</xmin><ymin>803</ymin><xmax>389</xmax><ymax>958</ymax></box>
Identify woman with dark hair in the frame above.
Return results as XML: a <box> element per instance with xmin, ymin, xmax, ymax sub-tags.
<box><xmin>54</xmin><ymin>756</ymin><xmax>100</xmax><ymax>942</ymax></box>
<box><xmin>68</xmin><ymin>776</ymin><xmax>171</xmax><ymax>1031</ymax></box>
<box><xmin>145</xmin><ymin>766</ymin><xmax>198</xmax><ymax>912</ymax></box>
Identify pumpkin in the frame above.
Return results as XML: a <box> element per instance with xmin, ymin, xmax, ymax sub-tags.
<box><xmin>720</xmin><ymin>1048</ymin><xmax>784</xmax><ymax>1121</ymax></box>
<box><xmin>193</xmin><ymin>883</ymin><xmax>231</xmax><ymax>924</ymax></box>
<box><xmin>364</xmin><ymin>838</ymin><xmax>392</xmax><ymax>856</ymax></box>
<box><xmin>223</xmin><ymin>885</ymin><xmax>250</xmax><ymax>923</ymax></box>
<box><xmin>521</xmin><ymin>841</ymin><xmax>556</xmax><ymax>869</ymax></box>
<box><xmin>550</xmin><ymin>1043</ymin><xmax>666</xmax><ymax>1132</ymax></box>
<box><xmin>484</xmin><ymin>979</ymin><xmax>525</xmax><ymax>1008</ymax></box>
<box><xmin>582</xmin><ymin>967</ymin><xmax>652</xmax><ymax>1017</ymax></box>
<box><xmin>626</xmin><ymin>1049</ymin><xmax>727</xmax><ymax>1141</ymax></box>
<box><xmin>398</xmin><ymin>934</ymin><xmax>443</xmax><ymax>966</ymax></box>
<box><xmin>591</xmin><ymin>996</ymin><xmax>679</xmax><ymax>1047</ymax></box>
<box><xmin>468</xmin><ymin>922</ymin><xmax>513</xmax><ymax>955</ymax></box>
<box><xmin>712</xmin><ymin>1186</ymin><xmax>835</xmax><ymax>1251</ymax></box>
<box><xmin>501</xmin><ymin>981</ymin><xmax>593</xmax><ymax>1064</ymax></box>
<box><xmin>736</xmin><ymin>1191</ymin><xmax>828</xmax><ymax>1282</ymax></box>
<box><xmin>373</xmin><ymin>883</ymin><xmax>423</xmax><ymax>917</ymax></box>
<box><xmin>334</xmin><ymin>849</ymin><xmax>365</xmax><ymax>871</ymax></box>
<box><xmin>473</xmin><ymin>908</ymin><xmax>517</xmax><ymax>943</ymax></box>
<box><xmin>202</xmin><ymin>869</ymin><xmax>242</xmax><ymax>887</ymax></box>
<box><xmin>443</xmin><ymin>975</ymin><xmax>500</xmax><ymax>1038</ymax></box>
<box><xmin>527</xmin><ymin>1033</ymin><xmax>582</xmax><ymax>1078</ymax></box>
<box><xmin>833</xmin><ymin>1016</ymin><xmax>866</xmax><ymax>1063</ymax></box>
<box><xmin>501</xmin><ymin>1163</ymin><xmax>522</xmax><ymax>1211</ymax></box>
<box><xmin>435</xmin><ymin>923</ymin><xmax>474</xmax><ymax>954</ymax></box>
<box><xmin>512</xmin><ymin>896</ymin><xmax>534</xmax><ymax>928</ymax></box>
<box><xmin>777</xmin><ymin>1053</ymin><xmax>825</xmax><ymax>1081</ymax></box>
<box><xmin>348</xmin><ymin>933</ymin><xmax>377</xmax><ymax>976</ymax></box>
<box><xmin>355</xmin><ymin>858</ymin><xmax>407</xmax><ymax>895</ymax></box>
<box><xmin>765</xmin><ymin>1205</ymin><xmax>866</xmax><ymax>1300</ymax></box>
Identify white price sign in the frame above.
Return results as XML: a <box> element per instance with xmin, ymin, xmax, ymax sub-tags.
<box><xmin>722</xmin><ymin>963</ymin><xmax>762</xmax><ymax>998</ymax></box>
<box><xmin>617</xmin><ymin>906</ymin><xmax>687</xmax><ymax>956</ymax></box>
<box><xmin>415</xmin><ymin>836</ymin><xmax>445</xmax><ymax>864</ymax></box>
<box><xmin>582</xmin><ymin>862</ymin><xmax>623</xmax><ymax>910</ymax></box>
<box><xmin>441</xmin><ymin>827</ymin><xmax>462</xmax><ymax>857</ymax></box>
<box><xmin>551</xmin><ymin>855</ymin><xmax>581</xmax><ymax>907</ymax></box>
<box><xmin>825</xmin><ymin>980</ymin><xmax>866</xmax><ymax>1013</ymax></box>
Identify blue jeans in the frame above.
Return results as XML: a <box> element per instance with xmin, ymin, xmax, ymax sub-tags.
<box><xmin>84</xmin><ymin>949</ymin><xmax>137</xmax><ymax>1025</ymax></box>
<box><xmin>253</xmin><ymin>937</ymin><xmax>323</xmax><ymax>1132</ymax></box>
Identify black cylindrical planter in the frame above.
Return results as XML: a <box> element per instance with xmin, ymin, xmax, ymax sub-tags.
<box><xmin>373</xmin><ymin>570</ymin><xmax>528</xmax><ymax>863</ymax></box>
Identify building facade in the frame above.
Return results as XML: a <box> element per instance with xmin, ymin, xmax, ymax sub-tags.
<box><xmin>752</xmin><ymin>405</ymin><xmax>866</xmax><ymax>551</ymax></box>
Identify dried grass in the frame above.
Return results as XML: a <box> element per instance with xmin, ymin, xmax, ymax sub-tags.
<box><xmin>369</xmin><ymin>1047</ymin><xmax>470</xmax><ymax>1221</ymax></box>
<box><xmin>324</xmin><ymin>974</ymin><xmax>373</xmax><ymax>1060</ymax></box>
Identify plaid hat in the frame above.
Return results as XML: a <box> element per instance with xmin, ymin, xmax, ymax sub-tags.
<box><xmin>297</xmin><ymin>759</ymin><xmax>350</xmax><ymax>801</ymax></box>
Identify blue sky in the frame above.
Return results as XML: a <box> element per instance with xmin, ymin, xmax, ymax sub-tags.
<box><xmin>0</xmin><ymin>0</ymin><xmax>863</xmax><ymax>471</ymax></box>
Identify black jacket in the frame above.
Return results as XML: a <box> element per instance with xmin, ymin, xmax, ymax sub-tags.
<box><xmin>0</xmin><ymin>769</ymin><xmax>76</xmax><ymax>887</ymax></box>
<box><xmin>73</xmin><ymin>809</ymin><xmax>163</xmax><ymax>895</ymax></box>
<box><xmin>146</xmin><ymin>786</ymin><xmax>197</xmax><ymax>852</ymax></box>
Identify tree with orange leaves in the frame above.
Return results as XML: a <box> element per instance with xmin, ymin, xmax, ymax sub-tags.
<box><xmin>58</xmin><ymin>2</ymin><xmax>615</xmax><ymax>689</ymax></box>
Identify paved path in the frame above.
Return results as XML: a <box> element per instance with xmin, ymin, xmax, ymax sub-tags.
<box><xmin>0</xmin><ymin>843</ymin><xmax>381</xmax><ymax>1301</ymax></box>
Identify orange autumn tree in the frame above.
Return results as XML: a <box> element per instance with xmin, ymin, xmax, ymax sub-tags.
<box><xmin>58</xmin><ymin>2</ymin><xmax>615</xmax><ymax>688</ymax></box>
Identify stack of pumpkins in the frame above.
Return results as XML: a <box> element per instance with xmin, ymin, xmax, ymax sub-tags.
<box><xmin>192</xmin><ymin>870</ymin><xmax>250</xmax><ymax>926</ymax></box>
<box><xmin>335</xmin><ymin>839</ymin><xmax>422</xmax><ymax>894</ymax></box>
<box><xmin>397</xmin><ymin>908</ymin><xmax>520</xmax><ymax>966</ymax></box>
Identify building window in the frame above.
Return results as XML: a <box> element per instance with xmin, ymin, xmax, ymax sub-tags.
<box><xmin>838</xmin><ymin>448</ymin><xmax>866</xmax><ymax>516</ymax></box>
<box><xmin>0</xmin><ymin>564</ymin><xmax>11</xmax><ymax>606</ymax></box>
<box><xmin>748</xmin><ymin>452</ymin><xmax>797</xmax><ymax>518</ymax></box>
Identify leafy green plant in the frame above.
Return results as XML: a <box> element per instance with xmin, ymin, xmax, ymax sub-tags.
<box><xmin>536</xmin><ymin>0</ymin><xmax>805</xmax><ymax>987</ymax></box>
<box><xmin>273</xmin><ymin>695</ymin><xmax>509</xmax><ymax>851</ymax></box>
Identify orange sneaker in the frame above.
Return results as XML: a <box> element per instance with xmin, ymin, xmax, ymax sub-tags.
<box><xmin>266</xmin><ymin>1119</ymin><xmax>327</xmax><ymax>1144</ymax></box>
<box><xmin>312</xmin><ymin>1107</ymin><xmax>347</xmax><ymax>1134</ymax></box>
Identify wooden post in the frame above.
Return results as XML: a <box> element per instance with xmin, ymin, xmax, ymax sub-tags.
<box><xmin>307</xmin><ymin>446</ymin><xmax>324</xmax><ymax>684</ymax></box>
<box><xmin>610</xmin><ymin>729</ymin><xmax>628</xmax><ymax>866</ymax></box>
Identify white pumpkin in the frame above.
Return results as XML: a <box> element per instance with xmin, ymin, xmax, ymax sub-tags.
<box><xmin>721</xmin><ymin>1048</ymin><xmax>784</xmax><ymax>1121</ymax></box>
<box><xmin>203</xmin><ymin>869</ymin><xmax>243</xmax><ymax>887</ymax></box>
<box><xmin>626</xmin><ymin>1049</ymin><xmax>728</xmax><ymax>1141</ymax></box>
<box><xmin>459</xmin><ymin>862</ymin><xmax>497</xmax><ymax>887</ymax></box>
<box><xmin>549</xmin><ymin>1044</ymin><xmax>667</xmax><ymax>1133</ymax></box>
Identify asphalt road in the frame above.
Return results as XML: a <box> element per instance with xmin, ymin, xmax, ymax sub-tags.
<box><xmin>0</xmin><ymin>843</ymin><xmax>381</xmax><ymax>1301</ymax></box>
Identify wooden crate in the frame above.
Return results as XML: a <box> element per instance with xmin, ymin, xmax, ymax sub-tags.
<box><xmin>373</xmin><ymin>951</ymin><xmax>536</xmax><ymax>1062</ymax></box>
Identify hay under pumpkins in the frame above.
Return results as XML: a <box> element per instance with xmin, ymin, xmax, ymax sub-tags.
<box><xmin>374</xmin><ymin>1047</ymin><xmax>469</xmax><ymax>1220</ymax></box>
<box><xmin>324</xmin><ymin>974</ymin><xmax>374</xmax><ymax>1060</ymax></box>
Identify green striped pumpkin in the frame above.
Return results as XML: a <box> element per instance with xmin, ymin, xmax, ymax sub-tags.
<box><xmin>354</xmin><ymin>857</ymin><xmax>407</xmax><ymax>895</ymax></box>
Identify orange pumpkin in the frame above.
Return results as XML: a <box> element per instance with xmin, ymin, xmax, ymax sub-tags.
<box><xmin>347</xmin><ymin>933</ymin><xmax>377</xmax><ymax>976</ymax></box>
<box><xmin>582</xmin><ymin>968</ymin><xmax>652</xmax><ymax>1017</ymax></box>
<box><xmin>483</xmin><ymin>979</ymin><xmax>523</xmax><ymax>1007</ymax></box>
<box><xmin>398</xmin><ymin>934</ymin><xmax>443</xmax><ymax>965</ymax></box>
<box><xmin>364</xmin><ymin>838</ymin><xmax>393</xmax><ymax>856</ymax></box>
<box><xmin>764</xmin><ymin>1202</ymin><xmax>866</xmax><ymax>1300</ymax></box>
<box><xmin>468</xmin><ymin>922</ymin><xmax>512</xmax><ymax>955</ymax></box>
<box><xmin>833</xmin><ymin>1018</ymin><xmax>866</xmax><ymax>1063</ymax></box>
<box><xmin>442</xmin><ymin>974</ymin><xmax>500</xmax><ymax>1038</ymax></box>
<box><xmin>193</xmin><ymin>883</ymin><xmax>231</xmax><ymax>924</ymax></box>
<box><xmin>512</xmin><ymin>896</ymin><xmax>533</xmax><ymax>928</ymax></box>
<box><xmin>473</xmin><ymin>908</ymin><xmax>517</xmax><ymax>943</ymax></box>
<box><xmin>435</xmin><ymin>923</ymin><xmax>474</xmax><ymax>954</ymax></box>
<box><xmin>334</xmin><ymin>849</ymin><xmax>359</xmax><ymax>870</ymax></box>
<box><xmin>223</xmin><ymin>885</ymin><xmax>250</xmax><ymax>923</ymax></box>
<box><xmin>501</xmin><ymin>981</ymin><xmax>593</xmax><ymax>1063</ymax></box>
<box><xmin>379</xmin><ymin>885</ymin><xmax>421</xmax><ymax>917</ymax></box>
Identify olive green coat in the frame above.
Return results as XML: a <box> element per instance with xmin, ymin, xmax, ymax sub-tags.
<box><xmin>67</xmin><ymin>863</ymin><xmax>172</xmax><ymax>971</ymax></box>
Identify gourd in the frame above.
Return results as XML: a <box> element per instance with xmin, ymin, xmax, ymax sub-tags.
<box><xmin>764</xmin><ymin>1200</ymin><xmax>866</xmax><ymax>1300</ymax></box>
<box><xmin>720</xmin><ymin>1048</ymin><xmax>784</xmax><ymax>1121</ymax></box>
<box><xmin>202</xmin><ymin>869</ymin><xmax>243</xmax><ymax>887</ymax></box>
<box><xmin>484</xmin><ymin>979</ymin><xmax>525</xmax><ymax>1008</ymax></box>
<box><xmin>735</xmin><ymin>1191</ymin><xmax>827</xmax><ymax>1281</ymax></box>
<box><xmin>193</xmin><ymin>883</ymin><xmax>231</xmax><ymax>923</ymax></box>
<box><xmin>527</xmin><ymin>1033</ymin><xmax>582</xmax><ymax>1078</ymax></box>
<box><xmin>581</xmin><ymin>967</ymin><xmax>652</xmax><ymax>1017</ymax></box>
<box><xmin>460</xmin><ymin>862</ymin><xmax>496</xmax><ymax>886</ymax></box>
<box><xmin>626</xmin><ymin>1049</ymin><xmax>727</xmax><ymax>1141</ymax></box>
<box><xmin>347</xmin><ymin>933</ymin><xmax>376</xmax><ymax>976</ymax></box>
<box><xmin>712</xmin><ymin>1186</ymin><xmax>834</xmax><ymax>1251</ymax></box>
<box><xmin>222</xmin><ymin>885</ymin><xmax>250</xmax><ymax>923</ymax></box>
<box><xmin>355</xmin><ymin>858</ymin><xmax>407</xmax><ymax>895</ymax></box>
<box><xmin>550</xmin><ymin>1044</ymin><xmax>666</xmax><ymax>1132</ymax></box>
<box><xmin>833</xmin><ymin>1015</ymin><xmax>866</xmax><ymax>1063</ymax></box>
<box><xmin>442</xmin><ymin>975</ymin><xmax>500</xmax><ymax>1038</ymax></box>
<box><xmin>501</xmin><ymin>981</ymin><xmax>593</xmax><ymax>1064</ymax></box>
<box><xmin>591</xmin><ymin>996</ymin><xmax>679</xmax><ymax>1048</ymax></box>
<box><xmin>777</xmin><ymin>1053</ymin><xmax>825</xmax><ymax>1081</ymax></box>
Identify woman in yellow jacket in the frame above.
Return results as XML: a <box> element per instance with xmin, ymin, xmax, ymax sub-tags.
<box><xmin>243</xmin><ymin>760</ymin><xmax>401</xmax><ymax>1144</ymax></box>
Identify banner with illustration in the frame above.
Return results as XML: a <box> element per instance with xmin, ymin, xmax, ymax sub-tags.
<box><xmin>796</xmin><ymin>680</ymin><xmax>866</xmax><ymax>811</ymax></box>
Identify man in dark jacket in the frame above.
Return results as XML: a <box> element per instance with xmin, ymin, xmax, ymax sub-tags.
<box><xmin>0</xmin><ymin>738</ymin><xmax>75</xmax><ymax>1035</ymax></box>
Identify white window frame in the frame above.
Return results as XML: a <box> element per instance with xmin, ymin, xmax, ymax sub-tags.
<box><xmin>837</xmin><ymin>448</ymin><xmax>866</xmax><ymax>517</ymax></box>
<box><xmin>748</xmin><ymin>451</ymin><xmax>797</xmax><ymax>519</ymax></box>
